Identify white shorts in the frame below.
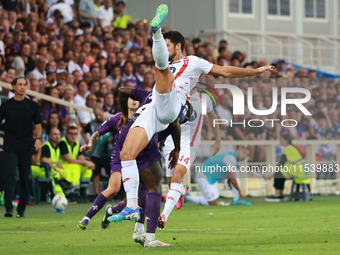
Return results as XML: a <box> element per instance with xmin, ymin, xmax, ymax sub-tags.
<box><xmin>131</xmin><ymin>86</ymin><xmax>181</xmax><ymax>141</ymax></box>
<box><xmin>195</xmin><ymin>171</ymin><xmax>219</xmax><ymax>202</ymax></box>
<box><xmin>164</xmin><ymin>147</ymin><xmax>198</xmax><ymax>177</ymax></box>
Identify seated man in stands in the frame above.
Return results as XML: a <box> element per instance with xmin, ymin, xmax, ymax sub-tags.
<box><xmin>59</xmin><ymin>126</ymin><xmax>95</xmax><ymax>202</ymax></box>
<box><xmin>31</xmin><ymin>127</ymin><xmax>70</xmax><ymax>212</ymax></box>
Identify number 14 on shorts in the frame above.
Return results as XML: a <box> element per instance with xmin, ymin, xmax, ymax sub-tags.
<box><xmin>179</xmin><ymin>155</ymin><xmax>189</xmax><ymax>164</ymax></box>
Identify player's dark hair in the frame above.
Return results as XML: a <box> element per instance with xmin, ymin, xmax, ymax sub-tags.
<box><xmin>11</xmin><ymin>77</ymin><xmax>28</xmax><ymax>86</ymax></box>
<box><xmin>163</xmin><ymin>30</ymin><xmax>185</xmax><ymax>52</ymax></box>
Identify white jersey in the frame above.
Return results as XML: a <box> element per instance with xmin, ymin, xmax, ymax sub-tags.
<box><xmin>163</xmin><ymin>91</ymin><xmax>213</xmax><ymax>153</ymax></box>
<box><xmin>170</xmin><ymin>56</ymin><xmax>213</xmax><ymax>105</ymax></box>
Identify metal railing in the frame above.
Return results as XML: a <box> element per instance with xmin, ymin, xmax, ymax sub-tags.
<box><xmin>0</xmin><ymin>81</ymin><xmax>112</xmax><ymax>119</ymax></box>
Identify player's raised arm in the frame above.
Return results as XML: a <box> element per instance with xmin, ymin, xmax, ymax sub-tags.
<box><xmin>209</xmin><ymin>64</ymin><xmax>274</xmax><ymax>78</ymax></box>
<box><xmin>80</xmin><ymin>131</ymin><xmax>101</xmax><ymax>153</ymax></box>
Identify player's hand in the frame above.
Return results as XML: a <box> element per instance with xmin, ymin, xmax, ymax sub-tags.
<box><xmin>80</xmin><ymin>144</ymin><xmax>93</xmax><ymax>153</ymax></box>
<box><xmin>257</xmin><ymin>65</ymin><xmax>275</xmax><ymax>73</ymax></box>
<box><xmin>118</xmin><ymin>115</ymin><xmax>128</xmax><ymax>130</ymax></box>
<box><xmin>34</xmin><ymin>139</ymin><xmax>42</xmax><ymax>151</ymax></box>
<box><xmin>168</xmin><ymin>149</ymin><xmax>179</xmax><ymax>169</ymax></box>
<box><xmin>212</xmin><ymin>140</ymin><xmax>221</xmax><ymax>156</ymax></box>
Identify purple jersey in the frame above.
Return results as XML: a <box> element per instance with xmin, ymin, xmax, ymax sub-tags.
<box><xmin>97</xmin><ymin>112</ymin><xmax>122</xmax><ymax>173</ymax></box>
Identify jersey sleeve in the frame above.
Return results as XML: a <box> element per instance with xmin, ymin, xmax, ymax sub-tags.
<box><xmin>222</xmin><ymin>155</ymin><xmax>237</xmax><ymax>168</ymax></box>
<box><xmin>41</xmin><ymin>144</ymin><xmax>51</xmax><ymax>158</ymax></box>
<box><xmin>192</xmin><ymin>56</ymin><xmax>214</xmax><ymax>75</ymax></box>
<box><xmin>58</xmin><ymin>141</ymin><xmax>69</xmax><ymax>155</ymax></box>
<box><xmin>97</xmin><ymin>113</ymin><xmax>121</xmax><ymax>135</ymax></box>
<box><xmin>130</xmin><ymin>88</ymin><xmax>151</xmax><ymax>102</ymax></box>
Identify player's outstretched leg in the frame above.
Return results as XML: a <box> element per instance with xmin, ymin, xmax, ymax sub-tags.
<box><xmin>158</xmin><ymin>165</ymin><xmax>187</xmax><ymax>228</ymax></box>
<box><xmin>77</xmin><ymin>172</ymin><xmax>121</xmax><ymax>230</ymax></box>
<box><xmin>151</xmin><ymin>4</ymin><xmax>174</xmax><ymax>95</ymax></box>
<box><xmin>77</xmin><ymin>193</ymin><xmax>108</xmax><ymax>230</ymax></box>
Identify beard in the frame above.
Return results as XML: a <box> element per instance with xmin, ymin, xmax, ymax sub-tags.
<box><xmin>168</xmin><ymin>52</ymin><xmax>176</xmax><ymax>62</ymax></box>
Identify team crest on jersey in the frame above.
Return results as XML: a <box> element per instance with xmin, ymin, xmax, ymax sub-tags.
<box><xmin>169</xmin><ymin>66</ymin><xmax>176</xmax><ymax>74</ymax></box>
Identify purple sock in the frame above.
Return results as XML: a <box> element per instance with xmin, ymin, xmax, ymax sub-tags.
<box><xmin>138</xmin><ymin>185</ymin><xmax>147</xmax><ymax>224</ymax></box>
<box><xmin>111</xmin><ymin>201</ymin><xmax>124</xmax><ymax>213</ymax></box>
<box><xmin>85</xmin><ymin>193</ymin><xmax>108</xmax><ymax>219</ymax></box>
<box><xmin>146</xmin><ymin>192</ymin><xmax>161</xmax><ymax>234</ymax></box>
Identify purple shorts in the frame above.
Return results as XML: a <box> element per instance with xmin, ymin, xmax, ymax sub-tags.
<box><xmin>110</xmin><ymin>152</ymin><xmax>161</xmax><ymax>174</ymax></box>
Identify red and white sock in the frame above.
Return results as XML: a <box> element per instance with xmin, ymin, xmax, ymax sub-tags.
<box><xmin>162</xmin><ymin>183</ymin><xmax>183</xmax><ymax>220</ymax></box>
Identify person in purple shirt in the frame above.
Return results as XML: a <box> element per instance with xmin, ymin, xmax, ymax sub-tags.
<box><xmin>121</xmin><ymin>61</ymin><xmax>139</xmax><ymax>87</ymax></box>
<box><xmin>77</xmin><ymin>87</ymin><xmax>183</xmax><ymax>247</ymax></box>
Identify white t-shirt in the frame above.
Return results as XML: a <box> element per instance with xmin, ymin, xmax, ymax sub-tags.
<box><xmin>47</xmin><ymin>3</ymin><xmax>74</xmax><ymax>23</ymax></box>
<box><xmin>0</xmin><ymin>40</ymin><xmax>4</xmax><ymax>56</ymax></box>
<box><xmin>32</xmin><ymin>68</ymin><xmax>46</xmax><ymax>80</ymax></box>
<box><xmin>170</xmin><ymin>56</ymin><xmax>213</xmax><ymax>105</ymax></box>
<box><xmin>47</xmin><ymin>0</ymin><xmax>74</xmax><ymax>8</ymax></box>
<box><xmin>96</xmin><ymin>6</ymin><xmax>113</xmax><ymax>28</ymax></box>
<box><xmin>73</xmin><ymin>93</ymin><xmax>89</xmax><ymax>106</ymax></box>
<box><xmin>77</xmin><ymin>109</ymin><xmax>95</xmax><ymax>125</ymax></box>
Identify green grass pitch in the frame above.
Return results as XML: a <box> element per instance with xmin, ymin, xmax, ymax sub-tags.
<box><xmin>0</xmin><ymin>196</ymin><xmax>339</xmax><ymax>255</ymax></box>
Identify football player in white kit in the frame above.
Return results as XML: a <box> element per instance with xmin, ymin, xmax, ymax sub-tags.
<box><xmin>158</xmin><ymin>30</ymin><xmax>274</xmax><ymax>227</ymax></box>
<box><xmin>111</xmin><ymin>3</ymin><xmax>274</xmax><ymax>223</ymax></box>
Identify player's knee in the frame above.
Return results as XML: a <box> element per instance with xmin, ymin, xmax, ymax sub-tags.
<box><xmin>208</xmin><ymin>200</ymin><xmax>217</xmax><ymax>206</ymax></box>
<box><xmin>120</xmin><ymin>148</ymin><xmax>134</xmax><ymax>161</ymax></box>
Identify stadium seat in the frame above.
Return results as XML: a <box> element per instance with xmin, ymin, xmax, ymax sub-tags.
<box><xmin>289</xmin><ymin>180</ymin><xmax>313</xmax><ymax>201</ymax></box>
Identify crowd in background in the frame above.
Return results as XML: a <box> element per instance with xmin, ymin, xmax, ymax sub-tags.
<box><xmin>0</xmin><ymin>0</ymin><xmax>339</xmax><ymax>171</ymax></box>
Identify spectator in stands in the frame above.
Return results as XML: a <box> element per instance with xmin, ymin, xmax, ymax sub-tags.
<box><xmin>47</xmin><ymin>0</ymin><xmax>74</xmax><ymax>25</ymax></box>
<box><xmin>82</xmin><ymin>106</ymin><xmax>112</xmax><ymax>196</ymax></box>
<box><xmin>102</xmin><ymin>92</ymin><xmax>115</xmax><ymax>114</ymax></box>
<box><xmin>46</xmin><ymin>70</ymin><xmax>57</xmax><ymax>87</ymax></box>
<box><xmin>40</xmin><ymin>87</ymin><xmax>62</xmax><ymax>125</ymax></box>
<box><xmin>74</xmin><ymin>80</ymin><xmax>89</xmax><ymax>106</ymax></box>
<box><xmin>121</xmin><ymin>61</ymin><xmax>138</xmax><ymax>87</ymax></box>
<box><xmin>59</xmin><ymin>126</ymin><xmax>95</xmax><ymax>202</ymax></box>
<box><xmin>43</xmin><ymin>111</ymin><xmax>64</xmax><ymax>143</ymax></box>
<box><xmin>97</xmin><ymin>0</ymin><xmax>113</xmax><ymax>29</ymax></box>
<box><xmin>12</xmin><ymin>43</ymin><xmax>35</xmax><ymax>77</ymax></box>
<box><xmin>112</xmin><ymin>1</ymin><xmax>132</xmax><ymax>29</ymax></box>
<box><xmin>0</xmin><ymin>77</ymin><xmax>42</xmax><ymax>218</ymax></box>
<box><xmin>78</xmin><ymin>0</ymin><xmax>96</xmax><ymax>29</ymax></box>
<box><xmin>77</xmin><ymin>93</ymin><xmax>96</xmax><ymax>127</ymax></box>
<box><xmin>141</xmin><ymin>71</ymin><xmax>154</xmax><ymax>91</ymax></box>
<box><xmin>107</xmin><ymin>64</ymin><xmax>122</xmax><ymax>91</ymax></box>
<box><xmin>32</xmin><ymin>56</ymin><xmax>47</xmax><ymax>80</ymax></box>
